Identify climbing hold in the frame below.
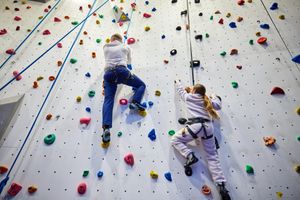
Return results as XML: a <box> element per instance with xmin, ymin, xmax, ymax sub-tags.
<box><xmin>28</xmin><ymin>185</ymin><xmax>37</xmax><ymax>194</ymax></box>
<box><xmin>294</xmin><ymin>165</ymin><xmax>300</xmax><ymax>173</ymax></box>
<box><xmin>96</xmin><ymin>38</ymin><xmax>101</xmax><ymax>43</ymax></box>
<box><xmin>96</xmin><ymin>20</ymin><xmax>100</xmax><ymax>24</ymax></box>
<box><xmin>249</xmin><ymin>39</ymin><xmax>254</xmax><ymax>45</ymax></box>
<box><xmin>42</xmin><ymin>30</ymin><xmax>51</xmax><ymax>35</ymax></box>
<box><xmin>14</xmin><ymin>16</ymin><xmax>22</xmax><ymax>21</ymax></box>
<box><xmin>297</xmin><ymin>136</ymin><xmax>300</xmax><ymax>141</ymax></box>
<box><xmin>270</xmin><ymin>3</ymin><xmax>278</xmax><ymax>10</ymax></box>
<box><xmin>148</xmin><ymin>101</ymin><xmax>154</xmax><ymax>107</ymax></box>
<box><xmin>16</xmin><ymin>26</ymin><xmax>20</xmax><ymax>31</ymax></box>
<box><xmin>105</xmin><ymin>38</ymin><xmax>110</xmax><ymax>43</ymax></box>
<box><xmin>76</xmin><ymin>96</ymin><xmax>82</xmax><ymax>102</ymax></box>
<box><xmin>49</xmin><ymin>76</ymin><xmax>55</xmax><ymax>81</ymax></box>
<box><xmin>178</xmin><ymin>118</ymin><xmax>187</xmax><ymax>124</ymax></box>
<box><xmin>291</xmin><ymin>55</ymin><xmax>300</xmax><ymax>63</ymax></box>
<box><xmin>119</xmin><ymin>98</ymin><xmax>128</xmax><ymax>105</ymax></box>
<box><xmin>33</xmin><ymin>81</ymin><xmax>38</xmax><ymax>88</ymax></box>
<box><xmin>237</xmin><ymin>0</ymin><xmax>245</xmax><ymax>6</ymax></box>
<box><xmin>0</xmin><ymin>29</ymin><xmax>7</xmax><ymax>35</ymax></box>
<box><xmin>215</xmin><ymin>10</ymin><xmax>221</xmax><ymax>14</ymax></box>
<box><xmin>276</xmin><ymin>192</ymin><xmax>283</xmax><ymax>198</ymax></box>
<box><xmin>296</xmin><ymin>107</ymin><xmax>300</xmax><ymax>115</ymax></box>
<box><xmin>263</xmin><ymin>136</ymin><xmax>276</xmax><ymax>146</ymax></box>
<box><xmin>83</xmin><ymin>170</ymin><xmax>89</xmax><ymax>177</ymax></box>
<box><xmin>124</xmin><ymin>153</ymin><xmax>134</xmax><ymax>166</ymax></box>
<box><xmin>210</xmin><ymin>15</ymin><xmax>213</xmax><ymax>20</ymax></box>
<box><xmin>72</xmin><ymin>21</ymin><xmax>79</xmax><ymax>25</ymax></box>
<box><xmin>205</xmin><ymin>33</ymin><xmax>209</xmax><ymax>38</ymax></box>
<box><xmin>83</xmin><ymin>31</ymin><xmax>88</xmax><ymax>35</ymax></box>
<box><xmin>236</xmin><ymin>65</ymin><xmax>242</xmax><ymax>70</ymax></box>
<box><xmin>231</xmin><ymin>82</ymin><xmax>238</xmax><ymax>88</ymax></box>
<box><xmin>237</xmin><ymin>16</ymin><xmax>243</xmax><ymax>22</ymax></box>
<box><xmin>6</xmin><ymin>49</ymin><xmax>15</xmax><ymax>55</ymax></box>
<box><xmin>171</xmin><ymin>0</ymin><xmax>177</xmax><ymax>3</ymax></box>
<box><xmin>176</xmin><ymin>26</ymin><xmax>181</xmax><ymax>31</ymax></box>
<box><xmin>117</xmin><ymin>131</ymin><xmax>122</xmax><ymax>137</ymax></box>
<box><xmin>0</xmin><ymin>165</ymin><xmax>8</xmax><ymax>174</ymax></box>
<box><xmin>77</xmin><ymin>182</ymin><xmax>87</xmax><ymax>195</ymax></box>
<box><xmin>260</xmin><ymin>23</ymin><xmax>270</xmax><ymax>29</ymax></box>
<box><xmin>101</xmin><ymin>142</ymin><xmax>110</xmax><ymax>148</ymax></box>
<box><xmin>181</xmin><ymin>10</ymin><xmax>187</xmax><ymax>16</ymax></box>
<box><xmin>5</xmin><ymin>6</ymin><xmax>10</xmax><ymax>10</ymax></box>
<box><xmin>88</xmin><ymin>90</ymin><xmax>95</xmax><ymax>97</ymax></box>
<box><xmin>152</xmin><ymin>7</ymin><xmax>157</xmax><ymax>12</ymax></box>
<box><xmin>79</xmin><ymin>40</ymin><xmax>83</xmax><ymax>45</ymax></box>
<box><xmin>164</xmin><ymin>60</ymin><xmax>169</xmax><ymax>64</ymax></box>
<box><xmin>257</xmin><ymin>37</ymin><xmax>267</xmax><ymax>44</ymax></box>
<box><xmin>150</xmin><ymin>170</ymin><xmax>158</xmax><ymax>179</ymax></box>
<box><xmin>70</xmin><ymin>58</ymin><xmax>77</xmax><ymax>64</ymax></box>
<box><xmin>144</xmin><ymin>26</ymin><xmax>150</xmax><ymax>31</ymax></box>
<box><xmin>248</xmin><ymin>0</ymin><xmax>252</xmax><ymax>2</ymax></box>
<box><xmin>278</xmin><ymin>15</ymin><xmax>285</xmax><ymax>20</ymax></box>
<box><xmin>138</xmin><ymin>110</ymin><xmax>147</xmax><ymax>117</ymax></box>
<box><xmin>80</xmin><ymin>117</ymin><xmax>91</xmax><ymax>125</ymax></box>
<box><xmin>92</xmin><ymin>52</ymin><xmax>96</xmax><ymax>58</ymax></box>
<box><xmin>57</xmin><ymin>61</ymin><xmax>62</xmax><ymax>67</ymax></box>
<box><xmin>64</xmin><ymin>15</ymin><xmax>70</xmax><ymax>19</ymax></box>
<box><xmin>270</xmin><ymin>87</ymin><xmax>285</xmax><ymax>95</ymax></box>
<box><xmin>161</xmin><ymin>35</ymin><xmax>166</xmax><ymax>39</ymax></box>
<box><xmin>168</xmin><ymin>130</ymin><xmax>175</xmax><ymax>136</ymax></box>
<box><xmin>7</xmin><ymin>183</ymin><xmax>22</xmax><ymax>196</ymax></box>
<box><xmin>54</xmin><ymin>17</ymin><xmax>61</xmax><ymax>22</ymax></box>
<box><xmin>220</xmin><ymin>51</ymin><xmax>226</xmax><ymax>56</ymax></box>
<box><xmin>46</xmin><ymin>114</ymin><xmax>52</xmax><ymax>120</ymax></box>
<box><xmin>155</xmin><ymin>90</ymin><xmax>161</xmax><ymax>96</ymax></box>
<box><xmin>256</xmin><ymin>32</ymin><xmax>261</xmax><ymax>37</ymax></box>
<box><xmin>97</xmin><ymin>171</ymin><xmax>104</xmax><ymax>178</ymax></box>
<box><xmin>199</xmin><ymin>12</ymin><xmax>203</xmax><ymax>16</ymax></box>
<box><xmin>230</xmin><ymin>49</ymin><xmax>238</xmax><ymax>55</ymax></box>
<box><xmin>44</xmin><ymin>134</ymin><xmax>56</xmax><ymax>145</ymax></box>
<box><xmin>170</xmin><ymin>49</ymin><xmax>177</xmax><ymax>56</ymax></box>
<box><xmin>201</xmin><ymin>185</ymin><xmax>211</xmax><ymax>195</ymax></box>
<box><xmin>57</xmin><ymin>43</ymin><xmax>62</xmax><ymax>48</ymax></box>
<box><xmin>127</xmin><ymin>38</ymin><xmax>135</xmax><ymax>45</ymax></box>
<box><xmin>143</xmin><ymin>13</ymin><xmax>151</xmax><ymax>18</ymax></box>
<box><xmin>13</xmin><ymin>71</ymin><xmax>22</xmax><ymax>81</ymax></box>
<box><xmin>85</xmin><ymin>107</ymin><xmax>91</xmax><ymax>113</ymax></box>
<box><xmin>195</xmin><ymin>34</ymin><xmax>203</xmax><ymax>41</ymax></box>
<box><xmin>218</xmin><ymin>18</ymin><xmax>224</xmax><ymax>24</ymax></box>
<box><xmin>246</xmin><ymin>165</ymin><xmax>254</xmax><ymax>174</ymax></box>
<box><xmin>148</xmin><ymin>129</ymin><xmax>156</xmax><ymax>141</ymax></box>
<box><xmin>229</xmin><ymin>22</ymin><xmax>236</xmax><ymax>28</ymax></box>
<box><xmin>38</xmin><ymin>42</ymin><xmax>42</xmax><ymax>45</ymax></box>
<box><xmin>164</xmin><ymin>172</ymin><xmax>172</xmax><ymax>182</ymax></box>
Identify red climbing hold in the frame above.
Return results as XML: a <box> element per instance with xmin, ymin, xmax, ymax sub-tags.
<box><xmin>218</xmin><ymin>18</ymin><xmax>224</xmax><ymax>24</ymax></box>
<box><xmin>43</xmin><ymin>30</ymin><xmax>51</xmax><ymax>35</ymax></box>
<box><xmin>270</xmin><ymin>87</ymin><xmax>285</xmax><ymax>95</ymax></box>
<box><xmin>44</xmin><ymin>8</ymin><xmax>49</xmax><ymax>12</ymax></box>
<box><xmin>77</xmin><ymin>182</ymin><xmax>87</xmax><ymax>195</ymax></box>
<box><xmin>0</xmin><ymin>29</ymin><xmax>7</xmax><ymax>35</ymax></box>
<box><xmin>54</xmin><ymin>17</ymin><xmax>61</xmax><ymax>22</ymax></box>
<box><xmin>257</xmin><ymin>37</ymin><xmax>267</xmax><ymax>44</ymax></box>
<box><xmin>79</xmin><ymin>6</ymin><xmax>83</xmax><ymax>11</ymax></box>
<box><xmin>7</xmin><ymin>183</ymin><xmax>22</xmax><ymax>196</ymax></box>
<box><xmin>13</xmin><ymin>71</ymin><xmax>22</xmax><ymax>81</ymax></box>
<box><xmin>143</xmin><ymin>13</ymin><xmax>151</xmax><ymax>18</ymax></box>
<box><xmin>14</xmin><ymin>16</ymin><xmax>21</xmax><ymax>21</ymax></box>
<box><xmin>131</xmin><ymin>3</ymin><xmax>136</xmax><ymax>9</ymax></box>
<box><xmin>6</xmin><ymin>49</ymin><xmax>15</xmax><ymax>55</ymax></box>
<box><xmin>127</xmin><ymin>38</ymin><xmax>136</xmax><ymax>45</ymax></box>
<box><xmin>124</xmin><ymin>153</ymin><xmax>134</xmax><ymax>166</ymax></box>
<box><xmin>0</xmin><ymin>165</ymin><xmax>8</xmax><ymax>174</ymax></box>
<box><xmin>57</xmin><ymin>43</ymin><xmax>62</xmax><ymax>48</ymax></box>
<box><xmin>237</xmin><ymin>0</ymin><xmax>245</xmax><ymax>5</ymax></box>
<box><xmin>26</xmin><ymin>6</ymin><xmax>31</xmax><ymax>9</ymax></box>
<box><xmin>80</xmin><ymin>117</ymin><xmax>91</xmax><ymax>125</ymax></box>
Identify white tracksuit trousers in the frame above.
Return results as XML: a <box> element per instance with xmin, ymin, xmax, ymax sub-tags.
<box><xmin>171</xmin><ymin>121</ymin><xmax>226</xmax><ymax>184</ymax></box>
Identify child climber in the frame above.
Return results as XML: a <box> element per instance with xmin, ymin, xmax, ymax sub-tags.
<box><xmin>171</xmin><ymin>80</ymin><xmax>231</xmax><ymax>200</ymax></box>
<box><xmin>102</xmin><ymin>33</ymin><xmax>146</xmax><ymax>143</ymax></box>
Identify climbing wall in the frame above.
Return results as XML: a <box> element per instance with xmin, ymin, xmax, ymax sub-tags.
<box><xmin>0</xmin><ymin>0</ymin><xmax>299</xmax><ymax>200</ymax></box>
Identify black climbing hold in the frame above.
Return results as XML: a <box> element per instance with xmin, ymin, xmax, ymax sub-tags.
<box><xmin>176</xmin><ymin>26</ymin><xmax>181</xmax><ymax>31</ymax></box>
<box><xmin>184</xmin><ymin>166</ymin><xmax>193</xmax><ymax>176</ymax></box>
<box><xmin>170</xmin><ymin>49</ymin><xmax>177</xmax><ymax>56</ymax></box>
<box><xmin>195</xmin><ymin>34</ymin><xmax>203</xmax><ymax>41</ymax></box>
<box><xmin>215</xmin><ymin>137</ymin><xmax>220</xmax><ymax>149</ymax></box>
<box><xmin>178</xmin><ymin>118</ymin><xmax>187</xmax><ymax>125</ymax></box>
<box><xmin>199</xmin><ymin>12</ymin><xmax>203</xmax><ymax>16</ymax></box>
<box><xmin>195</xmin><ymin>0</ymin><xmax>200</xmax><ymax>3</ymax></box>
<box><xmin>190</xmin><ymin>60</ymin><xmax>200</xmax><ymax>68</ymax></box>
<box><xmin>181</xmin><ymin>10</ymin><xmax>187</xmax><ymax>16</ymax></box>
<box><xmin>171</xmin><ymin>0</ymin><xmax>177</xmax><ymax>3</ymax></box>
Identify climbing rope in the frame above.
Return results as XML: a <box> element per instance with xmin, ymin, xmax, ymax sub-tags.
<box><xmin>124</xmin><ymin>0</ymin><xmax>137</xmax><ymax>43</ymax></box>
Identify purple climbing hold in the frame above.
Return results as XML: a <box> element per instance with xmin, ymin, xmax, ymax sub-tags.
<box><xmin>148</xmin><ymin>129</ymin><xmax>156</xmax><ymax>141</ymax></box>
<box><xmin>270</xmin><ymin>3</ymin><xmax>278</xmax><ymax>10</ymax></box>
<box><xmin>292</xmin><ymin>55</ymin><xmax>300</xmax><ymax>64</ymax></box>
<box><xmin>229</xmin><ymin>22</ymin><xmax>237</xmax><ymax>28</ymax></box>
<box><xmin>260</xmin><ymin>24</ymin><xmax>270</xmax><ymax>29</ymax></box>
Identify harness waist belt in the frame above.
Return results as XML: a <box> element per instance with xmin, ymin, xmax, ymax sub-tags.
<box><xmin>186</xmin><ymin>126</ymin><xmax>213</xmax><ymax>140</ymax></box>
<box><xmin>104</xmin><ymin>65</ymin><xmax>126</xmax><ymax>72</ymax></box>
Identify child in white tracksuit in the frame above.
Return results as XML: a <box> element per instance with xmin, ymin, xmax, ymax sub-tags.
<box><xmin>171</xmin><ymin>81</ymin><xmax>231</xmax><ymax>200</ymax></box>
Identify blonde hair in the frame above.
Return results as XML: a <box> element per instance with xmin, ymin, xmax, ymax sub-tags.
<box><xmin>111</xmin><ymin>33</ymin><xmax>122</xmax><ymax>42</ymax></box>
<box><xmin>193</xmin><ymin>84</ymin><xmax>220</xmax><ymax>119</ymax></box>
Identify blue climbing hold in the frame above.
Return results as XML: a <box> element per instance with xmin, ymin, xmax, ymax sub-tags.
<box><xmin>164</xmin><ymin>172</ymin><xmax>172</xmax><ymax>182</ymax></box>
<box><xmin>260</xmin><ymin>24</ymin><xmax>270</xmax><ymax>29</ymax></box>
<box><xmin>270</xmin><ymin>3</ymin><xmax>278</xmax><ymax>10</ymax></box>
<box><xmin>292</xmin><ymin>54</ymin><xmax>300</xmax><ymax>64</ymax></box>
<box><xmin>112</xmin><ymin>19</ymin><xmax>116</xmax><ymax>23</ymax></box>
<box><xmin>141</xmin><ymin>102</ymin><xmax>148</xmax><ymax>109</ymax></box>
<box><xmin>148</xmin><ymin>129</ymin><xmax>156</xmax><ymax>141</ymax></box>
<box><xmin>85</xmin><ymin>107</ymin><xmax>91</xmax><ymax>113</ymax></box>
<box><xmin>127</xmin><ymin>64</ymin><xmax>132</xmax><ymax>70</ymax></box>
<box><xmin>124</xmin><ymin>35</ymin><xmax>127</xmax><ymax>40</ymax></box>
<box><xmin>161</xmin><ymin>35</ymin><xmax>166</xmax><ymax>39</ymax></box>
<box><xmin>85</xmin><ymin>72</ymin><xmax>91</xmax><ymax>78</ymax></box>
<box><xmin>148</xmin><ymin>101</ymin><xmax>154</xmax><ymax>107</ymax></box>
<box><xmin>152</xmin><ymin>7</ymin><xmax>157</xmax><ymax>12</ymax></box>
<box><xmin>229</xmin><ymin>22</ymin><xmax>237</xmax><ymax>28</ymax></box>
<box><xmin>97</xmin><ymin>171</ymin><xmax>104</xmax><ymax>178</ymax></box>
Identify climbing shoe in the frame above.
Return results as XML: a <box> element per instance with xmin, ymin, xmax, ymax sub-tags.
<box><xmin>217</xmin><ymin>182</ymin><xmax>231</xmax><ymax>200</ymax></box>
<box><xmin>184</xmin><ymin>166</ymin><xmax>193</xmax><ymax>176</ymax></box>
<box><xmin>102</xmin><ymin>129</ymin><xmax>111</xmax><ymax>143</ymax></box>
<box><xmin>184</xmin><ymin>152</ymin><xmax>199</xmax><ymax>167</ymax></box>
<box><xmin>129</xmin><ymin>102</ymin><xmax>146</xmax><ymax>111</ymax></box>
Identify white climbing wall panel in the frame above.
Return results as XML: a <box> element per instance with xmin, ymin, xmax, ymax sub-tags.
<box><xmin>0</xmin><ymin>0</ymin><xmax>299</xmax><ymax>200</ymax></box>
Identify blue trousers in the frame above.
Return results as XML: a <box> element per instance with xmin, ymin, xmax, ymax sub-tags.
<box><xmin>102</xmin><ymin>66</ymin><xmax>146</xmax><ymax>128</ymax></box>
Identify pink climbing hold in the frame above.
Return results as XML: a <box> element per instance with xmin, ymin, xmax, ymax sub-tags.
<box><xmin>13</xmin><ymin>71</ymin><xmax>22</xmax><ymax>81</ymax></box>
<box><xmin>57</xmin><ymin>43</ymin><xmax>62</xmax><ymax>48</ymax></box>
<box><xmin>119</xmin><ymin>22</ymin><xmax>124</xmax><ymax>27</ymax></box>
<box><xmin>7</xmin><ymin>183</ymin><xmax>22</xmax><ymax>196</ymax></box>
<box><xmin>6</xmin><ymin>49</ymin><xmax>15</xmax><ymax>55</ymax></box>
<box><xmin>80</xmin><ymin>117</ymin><xmax>91</xmax><ymax>125</ymax></box>
<box><xmin>14</xmin><ymin>16</ymin><xmax>21</xmax><ymax>21</ymax></box>
<box><xmin>127</xmin><ymin>38</ymin><xmax>136</xmax><ymax>45</ymax></box>
<box><xmin>44</xmin><ymin>8</ymin><xmax>49</xmax><ymax>12</ymax></box>
<box><xmin>218</xmin><ymin>18</ymin><xmax>224</xmax><ymax>24</ymax></box>
<box><xmin>271</xmin><ymin>87</ymin><xmax>285</xmax><ymax>95</ymax></box>
<box><xmin>43</xmin><ymin>30</ymin><xmax>51</xmax><ymax>35</ymax></box>
<box><xmin>124</xmin><ymin>153</ymin><xmax>134</xmax><ymax>166</ymax></box>
<box><xmin>54</xmin><ymin>17</ymin><xmax>61</xmax><ymax>22</ymax></box>
<box><xmin>119</xmin><ymin>98</ymin><xmax>128</xmax><ymax>105</ymax></box>
<box><xmin>0</xmin><ymin>29</ymin><xmax>7</xmax><ymax>35</ymax></box>
<box><xmin>77</xmin><ymin>182</ymin><xmax>87</xmax><ymax>195</ymax></box>
<box><xmin>143</xmin><ymin>13</ymin><xmax>151</xmax><ymax>18</ymax></box>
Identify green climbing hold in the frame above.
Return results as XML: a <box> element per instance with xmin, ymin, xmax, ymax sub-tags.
<box><xmin>70</xmin><ymin>58</ymin><xmax>77</xmax><ymax>64</ymax></box>
<box><xmin>249</xmin><ymin>39</ymin><xmax>254</xmax><ymax>45</ymax></box>
<box><xmin>96</xmin><ymin>38</ymin><xmax>101</xmax><ymax>43</ymax></box>
<box><xmin>117</xmin><ymin>131</ymin><xmax>122</xmax><ymax>137</ymax></box>
<box><xmin>83</xmin><ymin>170</ymin><xmax>89</xmax><ymax>177</ymax></box>
<box><xmin>210</xmin><ymin>15</ymin><xmax>213</xmax><ymax>20</ymax></box>
<box><xmin>38</xmin><ymin>42</ymin><xmax>42</xmax><ymax>45</ymax></box>
<box><xmin>71</xmin><ymin>21</ymin><xmax>79</xmax><ymax>25</ymax></box>
<box><xmin>168</xmin><ymin>130</ymin><xmax>175</xmax><ymax>136</ymax></box>
<box><xmin>297</xmin><ymin>136</ymin><xmax>300</xmax><ymax>141</ymax></box>
<box><xmin>220</xmin><ymin>51</ymin><xmax>226</xmax><ymax>56</ymax></box>
<box><xmin>231</xmin><ymin>82</ymin><xmax>238</xmax><ymax>88</ymax></box>
<box><xmin>44</xmin><ymin>134</ymin><xmax>56</xmax><ymax>145</ymax></box>
<box><xmin>98</xmin><ymin>14</ymin><xmax>104</xmax><ymax>18</ymax></box>
<box><xmin>88</xmin><ymin>90</ymin><xmax>95</xmax><ymax>97</ymax></box>
<box><xmin>246</xmin><ymin>165</ymin><xmax>254</xmax><ymax>174</ymax></box>
<box><xmin>205</xmin><ymin>33</ymin><xmax>209</xmax><ymax>38</ymax></box>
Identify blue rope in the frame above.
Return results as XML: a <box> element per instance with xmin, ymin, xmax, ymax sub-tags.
<box><xmin>0</xmin><ymin>0</ymin><xmax>62</xmax><ymax>70</ymax></box>
<box><xmin>0</xmin><ymin>0</ymin><xmax>109</xmax><ymax>92</ymax></box>
<box><xmin>0</xmin><ymin>0</ymin><xmax>107</xmax><ymax>194</ymax></box>
<box><xmin>123</xmin><ymin>0</ymin><xmax>137</xmax><ymax>43</ymax></box>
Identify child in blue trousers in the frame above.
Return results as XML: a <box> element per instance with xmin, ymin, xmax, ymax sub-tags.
<box><xmin>102</xmin><ymin>34</ymin><xmax>146</xmax><ymax>143</ymax></box>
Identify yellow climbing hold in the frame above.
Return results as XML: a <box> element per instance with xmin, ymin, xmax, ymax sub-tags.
<box><xmin>144</xmin><ymin>26</ymin><xmax>150</xmax><ymax>31</ymax></box>
<box><xmin>150</xmin><ymin>170</ymin><xmax>158</xmax><ymax>179</ymax></box>
<box><xmin>96</xmin><ymin>20</ymin><xmax>100</xmax><ymax>24</ymax></box>
<box><xmin>279</xmin><ymin>15</ymin><xmax>285</xmax><ymax>20</ymax></box>
<box><xmin>226</xmin><ymin>13</ymin><xmax>231</xmax><ymax>18</ymax></box>
<box><xmin>138</xmin><ymin>110</ymin><xmax>147</xmax><ymax>117</ymax></box>
<box><xmin>106</xmin><ymin>38</ymin><xmax>110</xmax><ymax>43</ymax></box>
<box><xmin>276</xmin><ymin>192</ymin><xmax>283</xmax><ymax>198</ymax></box>
<box><xmin>76</xmin><ymin>96</ymin><xmax>82</xmax><ymax>103</ymax></box>
<box><xmin>294</xmin><ymin>164</ymin><xmax>300</xmax><ymax>173</ymax></box>
<box><xmin>155</xmin><ymin>90</ymin><xmax>161</xmax><ymax>96</ymax></box>
<box><xmin>101</xmin><ymin>142</ymin><xmax>110</xmax><ymax>148</ymax></box>
<box><xmin>295</xmin><ymin>107</ymin><xmax>300</xmax><ymax>115</ymax></box>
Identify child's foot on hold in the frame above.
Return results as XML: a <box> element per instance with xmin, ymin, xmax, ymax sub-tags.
<box><xmin>129</xmin><ymin>102</ymin><xmax>146</xmax><ymax>111</ymax></box>
<box><xmin>217</xmin><ymin>182</ymin><xmax>231</xmax><ymax>200</ymax></box>
<box><xmin>184</xmin><ymin>166</ymin><xmax>193</xmax><ymax>176</ymax></box>
<box><xmin>102</xmin><ymin>129</ymin><xmax>111</xmax><ymax>143</ymax></box>
<box><xmin>184</xmin><ymin>152</ymin><xmax>199</xmax><ymax>167</ymax></box>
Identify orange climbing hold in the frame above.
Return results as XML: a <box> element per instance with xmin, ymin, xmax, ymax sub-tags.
<box><xmin>96</xmin><ymin>20</ymin><xmax>100</xmax><ymax>24</ymax></box>
<box><xmin>92</xmin><ymin>52</ymin><xmax>96</xmax><ymax>58</ymax></box>
<box><xmin>237</xmin><ymin>16</ymin><xmax>243</xmax><ymax>22</ymax></box>
<box><xmin>230</xmin><ymin>49</ymin><xmax>238</xmax><ymax>55</ymax></box>
<box><xmin>263</xmin><ymin>136</ymin><xmax>276</xmax><ymax>146</ymax></box>
<box><xmin>270</xmin><ymin>87</ymin><xmax>285</xmax><ymax>95</ymax></box>
<box><xmin>79</xmin><ymin>39</ymin><xmax>83</xmax><ymax>45</ymax></box>
<box><xmin>28</xmin><ymin>185</ymin><xmax>38</xmax><ymax>194</ymax></box>
<box><xmin>64</xmin><ymin>16</ymin><xmax>70</xmax><ymax>19</ymax></box>
<box><xmin>57</xmin><ymin>60</ymin><xmax>62</xmax><ymax>66</ymax></box>
<box><xmin>46</xmin><ymin>114</ymin><xmax>52</xmax><ymax>120</ymax></box>
<box><xmin>201</xmin><ymin>185</ymin><xmax>211</xmax><ymax>195</ymax></box>
<box><xmin>257</xmin><ymin>37</ymin><xmax>267</xmax><ymax>44</ymax></box>
<box><xmin>49</xmin><ymin>76</ymin><xmax>55</xmax><ymax>81</ymax></box>
<box><xmin>33</xmin><ymin>81</ymin><xmax>38</xmax><ymax>88</ymax></box>
<box><xmin>0</xmin><ymin>165</ymin><xmax>8</xmax><ymax>174</ymax></box>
